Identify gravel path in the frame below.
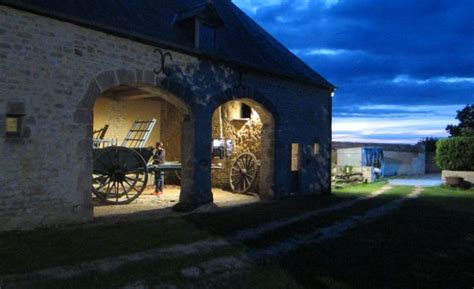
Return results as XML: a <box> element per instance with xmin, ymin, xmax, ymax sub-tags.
<box><xmin>177</xmin><ymin>186</ymin><xmax>423</xmax><ymax>282</ymax></box>
<box><xmin>389</xmin><ymin>174</ymin><xmax>442</xmax><ymax>187</ymax></box>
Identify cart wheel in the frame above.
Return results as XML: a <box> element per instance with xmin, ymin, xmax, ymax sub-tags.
<box><xmin>229</xmin><ymin>153</ymin><xmax>258</xmax><ymax>194</ymax></box>
<box><xmin>92</xmin><ymin>147</ymin><xmax>148</xmax><ymax>204</ymax></box>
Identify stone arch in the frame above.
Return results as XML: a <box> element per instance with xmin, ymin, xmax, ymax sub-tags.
<box><xmin>208</xmin><ymin>86</ymin><xmax>279</xmax><ymax>124</ymax></box>
<box><xmin>209</xmin><ymin>86</ymin><xmax>277</xmax><ymax>199</ymax></box>
<box><xmin>76</xmin><ymin>69</ymin><xmax>192</xmax><ymax>117</ymax></box>
<box><xmin>74</xmin><ymin>69</ymin><xmax>196</xmax><ymax>209</ymax></box>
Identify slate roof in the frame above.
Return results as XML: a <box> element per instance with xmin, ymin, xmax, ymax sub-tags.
<box><xmin>0</xmin><ymin>0</ymin><xmax>335</xmax><ymax>89</ymax></box>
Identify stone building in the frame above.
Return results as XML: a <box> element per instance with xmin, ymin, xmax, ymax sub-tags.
<box><xmin>0</xmin><ymin>0</ymin><xmax>334</xmax><ymax>231</ymax></box>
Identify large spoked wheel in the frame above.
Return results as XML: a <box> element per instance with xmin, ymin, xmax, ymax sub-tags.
<box><xmin>229</xmin><ymin>153</ymin><xmax>258</xmax><ymax>194</ymax></box>
<box><xmin>92</xmin><ymin>147</ymin><xmax>148</xmax><ymax>204</ymax></box>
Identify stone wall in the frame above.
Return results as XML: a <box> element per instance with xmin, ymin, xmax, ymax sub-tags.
<box><xmin>0</xmin><ymin>6</ymin><xmax>332</xmax><ymax>231</ymax></box>
<box><xmin>159</xmin><ymin>101</ymin><xmax>182</xmax><ymax>162</ymax></box>
<box><xmin>93</xmin><ymin>96</ymin><xmax>162</xmax><ymax>148</ymax></box>
<box><xmin>442</xmin><ymin>170</ymin><xmax>474</xmax><ymax>184</ymax></box>
<box><xmin>210</xmin><ymin>159</ymin><xmax>235</xmax><ymax>190</ymax></box>
<box><xmin>383</xmin><ymin>150</ymin><xmax>425</xmax><ymax>176</ymax></box>
<box><xmin>94</xmin><ymin>95</ymin><xmax>184</xmax><ymax>162</ymax></box>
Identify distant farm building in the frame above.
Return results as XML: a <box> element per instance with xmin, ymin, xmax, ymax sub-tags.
<box><xmin>332</xmin><ymin>142</ymin><xmax>438</xmax><ymax>181</ymax></box>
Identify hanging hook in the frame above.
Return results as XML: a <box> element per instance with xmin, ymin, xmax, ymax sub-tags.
<box><xmin>235</xmin><ymin>68</ymin><xmax>244</xmax><ymax>88</ymax></box>
<box><xmin>153</xmin><ymin>48</ymin><xmax>173</xmax><ymax>76</ymax></box>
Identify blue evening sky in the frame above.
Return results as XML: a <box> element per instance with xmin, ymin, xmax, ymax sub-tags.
<box><xmin>232</xmin><ymin>0</ymin><xmax>474</xmax><ymax>144</ymax></box>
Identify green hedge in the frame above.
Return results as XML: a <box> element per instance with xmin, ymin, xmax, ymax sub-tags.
<box><xmin>435</xmin><ymin>137</ymin><xmax>474</xmax><ymax>171</ymax></box>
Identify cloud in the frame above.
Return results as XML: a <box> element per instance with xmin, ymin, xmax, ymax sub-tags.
<box><xmin>354</xmin><ymin>104</ymin><xmax>465</xmax><ymax>114</ymax></box>
<box><xmin>234</xmin><ymin>0</ymin><xmax>474</xmax><ymax>82</ymax></box>
<box><xmin>332</xmin><ymin>116</ymin><xmax>451</xmax><ymax>144</ymax></box>
<box><xmin>392</xmin><ymin>75</ymin><xmax>474</xmax><ymax>85</ymax></box>
<box><xmin>322</xmin><ymin>0</ymin><xmax>339</xmax><ymax>9</ymax></box>
<box><xmin>331</xmin><ymin>104</ymin><xmax>464</xmax><ymax>143</ymax></box>
<box><xmin>233</xmin><ymin>0</ymin><xmax>338</xmax><ymax>14</ymax></box>
<box><xmin>438</xmin><ymin>77</ymin><xmax>474</xmax><ymax>84</ymax></box>
<box><xmin>293</xmin><ymin>48</ymin><xmax>357</xmax><ymax>56</ymax></box>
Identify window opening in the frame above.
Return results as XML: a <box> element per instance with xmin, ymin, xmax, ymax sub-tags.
<box><xmin>291</xmin><ymin>143</ymin><xmax>300</xmax><ymax>172</ymax></box>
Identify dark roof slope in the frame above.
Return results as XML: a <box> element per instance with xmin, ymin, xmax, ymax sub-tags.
<box><xmin>0</xmin><ymin>0</ymin><xmax>334</xmax><ymax>88</ymax></box>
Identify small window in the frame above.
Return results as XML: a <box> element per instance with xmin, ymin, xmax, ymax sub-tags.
<box><xmin>5</xmin><ymin>114</ymin><xmax>23</xmax><ymax>136</ymax></box>
<box><xmin>241</xmin><ymin>104</ymin><xmax>252</xmax><ymax>119</ymax></box>
<box><xmin>176</xmin><ymin>18</ymin><xmax>196</xmax><ymax>48</ymax></box>
<box><xmin>313</xmin><ymin>143</ymin><xmax>320</xmax><ymax>155</ymax></box>
<box><xmin>198</xmin><ymin>23</ymin><xmax>216</xmax><ymax>50</ymax></box>
<box><xmin>291</xmin><ymin>143</ymin><xmax>300</xmax><ymax>172</ymax></box>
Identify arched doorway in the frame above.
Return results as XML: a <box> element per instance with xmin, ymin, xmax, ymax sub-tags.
<box><xmin>210</xmin><ymin>98</ymin><xmax>275</xmax><ymax>200</ymax></box>
<box><xmin>88</xmin><ymin>80</ymin><xmax>192</xmax><ymax>216</ymax></box>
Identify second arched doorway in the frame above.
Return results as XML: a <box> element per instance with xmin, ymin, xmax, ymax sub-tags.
<box><xmin>210</xmin><ymin>97</ymin><xmax>275</xmax><ymax>200</ymax></box>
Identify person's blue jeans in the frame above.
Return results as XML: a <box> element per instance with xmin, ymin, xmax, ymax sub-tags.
<box><xmin>155</xmin><ymin>170</ymin><xmax>164</xmax><ymax>192</ymax></box>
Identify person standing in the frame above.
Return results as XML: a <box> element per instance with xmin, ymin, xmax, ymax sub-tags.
<box><xmin>153</xmin><ymin>142</ymin><xmax>166</xmax><ymax>195</ymax></box>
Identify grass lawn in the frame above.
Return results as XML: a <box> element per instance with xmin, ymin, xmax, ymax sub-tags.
<box><xmin>262</xmin><ymin>185</ymin><xmax>474</xmax><ymax>289</ymax></box>
<box><xmin>3</xmin><ymin>183</ymin><xmax>473</xmax><ymax>289</ymax></box>
<box><xmin>332</xmin><ymin>180</ymin><xmax>388</xmax><ymax>195</ymax></box>
<box><xmin>0</xmin><ymin>181</ymin><xmax>387</xmax><ymax>275</ymax></box>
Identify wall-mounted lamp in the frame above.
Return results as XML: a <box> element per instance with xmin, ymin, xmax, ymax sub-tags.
<box><xmin>5</xmin><ymin>114</ymin><xmax>24</xmax><ymax>136</ymax></box>
<box><xmin>5</xmin><ymin>102</ymin><xmax>26</xmax><ymax>138</ymax></box>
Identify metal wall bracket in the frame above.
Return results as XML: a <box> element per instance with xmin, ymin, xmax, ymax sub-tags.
<box><xmin>235</xmin><ymin>69</ymin><xmax>244</xmax><ymax>88</ymax></box>
<box><xmin>153</xmin><ymin>48</ymin><xmax>173</xmax><ymax>76</ymax></box>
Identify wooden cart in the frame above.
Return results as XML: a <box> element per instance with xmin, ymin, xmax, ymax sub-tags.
<box><xmin>92</xmin><ymin>119</ymin><xmax>260</xmax><ymax>204</ymax></box>
<box><xmin>92</xmin><ymin>119</ymin><xmax>157</xmax><ymax>204</ymax></box>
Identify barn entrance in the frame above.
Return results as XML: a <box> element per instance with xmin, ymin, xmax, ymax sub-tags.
<box><xmin>211</xmin><ymin>98</ymin><xmax>275</xmax><ymax>200</ymax></box>
<box><xmin>90</xmin><ymin>86</ymin><xmax>262</xmax><ymax>218</ymax></box>
<box><xmin>91</xmin><ymin>84</ymin><xmax>190</xmax><ymax>217</ymax></box>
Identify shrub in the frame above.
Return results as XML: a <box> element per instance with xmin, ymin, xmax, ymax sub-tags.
<box><xmin>435</xmin><ymin>137</ymin><xmax>474</xmax><ymax>171</ymax></box>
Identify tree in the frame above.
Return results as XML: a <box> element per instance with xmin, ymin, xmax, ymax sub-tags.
<box><xmin>446</xmin><ymin>104</ymin><xmax>474</xmax><ymax>137</ymax></box>
<box><xmin>417</xmin><ymin>137</ymin><xmax>438</xmax><ymax>152</ymax></box>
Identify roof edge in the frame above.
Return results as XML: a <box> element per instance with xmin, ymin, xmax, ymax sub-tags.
<box><xmin>226</xmin><ymin>1</ymin><xmax>335</xmax><ymax>89</ymax></box>
<box><xmin>176</xmin><ymin>1</ymin><xmax>223</xmax><ymax>26</ymax></box>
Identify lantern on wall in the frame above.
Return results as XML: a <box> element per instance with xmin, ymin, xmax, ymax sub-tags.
<box><xmin>5</xmin><ymin>102</ymin><xmax>26</xmax><ymax>138</ymax></box>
